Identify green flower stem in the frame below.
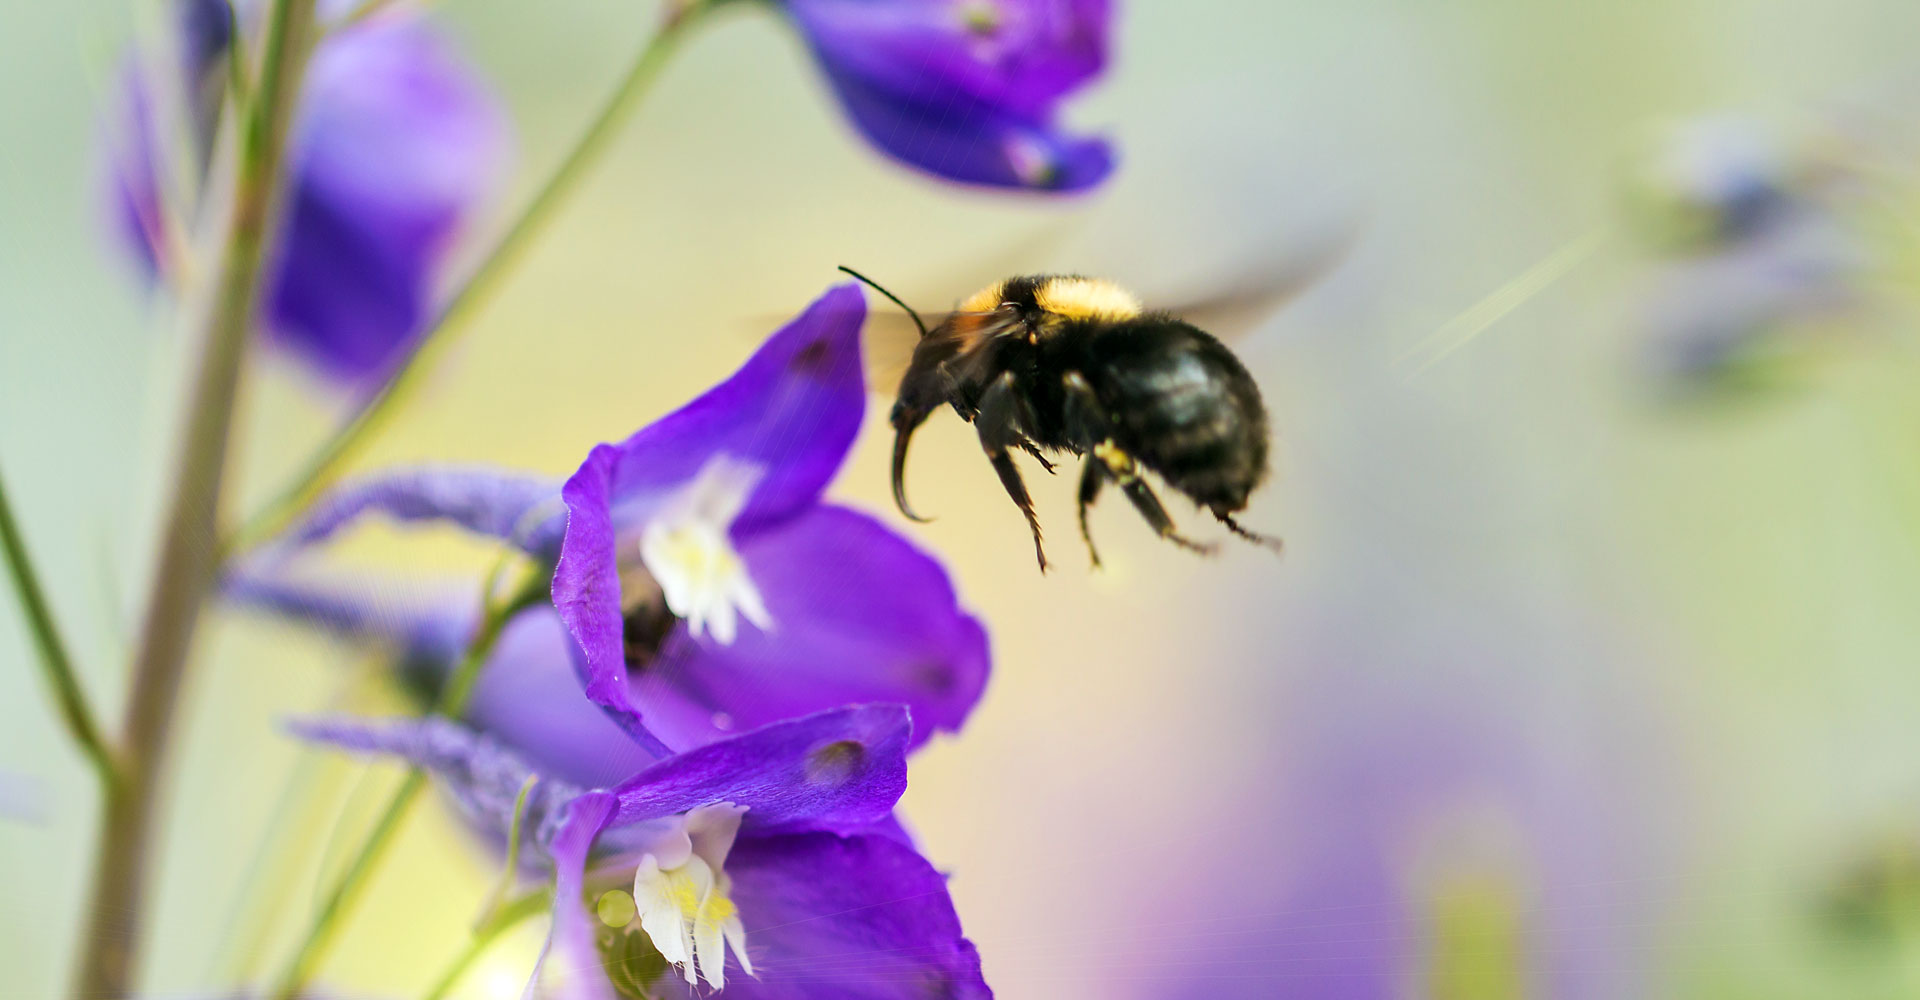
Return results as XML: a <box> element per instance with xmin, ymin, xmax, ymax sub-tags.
<box><xmin>68</xmin><ymin>3</ymin><xmax>319</xmax><ymax>998</ymax></box>
<box><xmin>225</xmin><ymin>4</ymin><xmax>711</xmax><ymax>557</ymax></box>
<box><xmin>422</xmin><ymin>889</ymin><xmax>553</xmax><ymax>1000</ymax></box>
<box><xmin>264</xmin><ymin>571</ymin><xmax>546</xmax><ymax>1000</ymax></box>
<box><xmin>475</xmin><ymin>774</ymin><xmax>541</xmax><ymax>929</ymax></box>
<box><xmin>0</xmin><ymin>466</ymin><xmax>115</xmax><ymax>788</ymax></box>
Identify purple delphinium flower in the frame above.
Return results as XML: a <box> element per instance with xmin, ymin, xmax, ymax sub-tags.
<box><xmin>1625</xmin><ymin>118</ymin><xmax>1863</xmax><ymax>391</ymax></box>
<box><xmin>1108</xmin><ymin>646</ymin><xmax>1660</xmax><ymax>1000</ymax></box>
<box><xmin>549</xmin><ymin>284</ymin><xmax>990</xmax><ymax>755</ymax></box>
<box><xmin>107</xmin><ymin>5</ymin><xmax>509</xmax><ymax>386</ymax></box>
<box><xmin>242</xmin><ymin>284</ymin><xmax>990</xmax><ymax>758</ymax></box>
<box><xmin>295</xmin><ymin>705</ymin><xmax>990</xmax><ymax>998</ymax></box>
<box><xmin>779</xmin><ymin>0</ymin><xmax>1114</xmax><ymax>190</ymax></box>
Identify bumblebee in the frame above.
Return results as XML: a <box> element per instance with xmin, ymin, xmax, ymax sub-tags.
<box><xmin>845</xmin><ymin>268</ymin><xmax>1283</xmax><ymax>571</ymax></box>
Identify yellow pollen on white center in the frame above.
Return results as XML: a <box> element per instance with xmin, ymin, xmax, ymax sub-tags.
<box><xmin>639</xmin><ymin>456</ymin><xmax>773</xmax><ymax>645</ymax></box>
<box><xmin>631</xmin><ymin>804</ymin><xmax>753</xmax><ymax>990</ymax></box>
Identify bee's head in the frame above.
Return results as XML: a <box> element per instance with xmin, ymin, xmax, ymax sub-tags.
<box><xmin>960</xmin><ymin>275</ymin><xmax>1144</xmax><ymax>339</ymax></box>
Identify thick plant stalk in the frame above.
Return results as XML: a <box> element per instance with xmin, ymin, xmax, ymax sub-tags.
<box><xmin>68</xmin><ymin>2</ymin><xmax>318</xmax><ymax>996</ymax></box>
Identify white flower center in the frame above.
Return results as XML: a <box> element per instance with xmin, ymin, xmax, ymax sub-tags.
<box><xmin>639</xmin><ymin>455</ymin><xmax>773</xmax><ymax>645</ymax></box>
<box><xmin>631</xmin><ymin>803</ymin><xmax>753</xmax><ymax>990</ymax></box>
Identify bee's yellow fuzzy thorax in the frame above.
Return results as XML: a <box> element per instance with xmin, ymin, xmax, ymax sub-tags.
<box><xmin>958</xmin><ymin>281</ymin><xmax>1009</xmax><ymax>314</ymax></box>
<box><xmin>1034</xmin><ymin>277</ymin><xmax>1143</xmax><ymax>321</ymax></box>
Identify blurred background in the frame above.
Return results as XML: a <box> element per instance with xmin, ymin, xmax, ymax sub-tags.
<box><xmin>7</xmin><ymin>0</ymin><xmax>1920</xmax><ymax>997</ymax></box>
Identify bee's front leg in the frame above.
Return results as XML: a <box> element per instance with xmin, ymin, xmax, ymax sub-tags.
<box><xmin>975</xmin><ymin>373</ymin><xmax>1049</xmax><ymax>572</ymax></box>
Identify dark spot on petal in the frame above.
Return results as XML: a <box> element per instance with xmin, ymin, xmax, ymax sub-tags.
<box><xmin>806</xmin><ymin>739</ymin><xmax>867</xmax><ymax>784</ymax></box>
<box><xmin>915</xmin><ymin>660</ymin><xmax>958</xmax><ymax>696</ymax></box>
<box><xmin>790</xmin><ymin>337</ymin><xmax>836</xmax><ymax>373</ymax></box>
<box><xmin>623</xmin><ymin>599</ymin><xmax>680</xmax><ymax>673</ymax></box>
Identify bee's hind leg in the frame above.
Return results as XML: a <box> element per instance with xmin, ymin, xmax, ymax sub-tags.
<box><xmin>1215</xmin><ymin>510</ymin><xmax>1285</xmax><ymax>553</ymax></box>
<box><xmin>1116</xmin><ymin>474</ymin><xmax>1217</xmax><ymax>556</ymax></box>
<box><xmin>1077</xmin><ymin>458</ymin><xmax>1107</xmax><ymax>568</ymax></box>
<box><xmin>976</xmin><ymin>372</ymin><xmax>1049</xmax><ymax>572</ymax></box>
<box><xmin>1061</xmin><ymin>371</ymin><xmax>1214</xmax><ymax>558</ymax></box>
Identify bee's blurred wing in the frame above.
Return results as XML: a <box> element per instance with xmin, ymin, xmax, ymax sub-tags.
<box><xmin>1165</xmin><ymin>215</ymin><xmax>1362</xmax><ymax>345</ymax></box>
<box><xmin>860</xmin><ymin>310</ymin><xmax>927</xmax><ymax>390</ymax></box>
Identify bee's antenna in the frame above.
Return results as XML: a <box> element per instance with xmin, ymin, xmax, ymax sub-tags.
<box><xmin>838</xmin><ymin>265</ymin><xmax>930</xmax><ymax>339</ymax></box>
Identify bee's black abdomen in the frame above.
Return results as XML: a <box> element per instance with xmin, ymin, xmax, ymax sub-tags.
<box><xmin>1072</xmin><ymin>318</ymin><xmax>1270</xmax><ymax>512</ymax></box>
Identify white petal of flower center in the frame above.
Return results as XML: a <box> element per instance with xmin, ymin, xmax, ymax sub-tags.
<box><xmin>639</xmin><ymin>456</ymin><xmax>774</xmax><ymax>645</ymax></box>
<box><xmin>631</xmin><ymin>803</ymin><xmax>753</xmax><ymax>990</ymax></box>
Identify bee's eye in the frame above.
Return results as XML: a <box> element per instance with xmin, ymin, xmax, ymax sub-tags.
<box><xmin>998</xmin><ymin>301</ymin><xmax>1020</xmax><ymax>311</ymax></box>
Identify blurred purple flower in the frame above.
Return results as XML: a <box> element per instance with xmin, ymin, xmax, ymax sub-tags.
<box><xmin>296</xmin><ymin>706</ymin><xmax>990</xmax><ymax>998</ymax></box>
<box><xmin>107</xmin><ymin>5</ymin><xmax>509</xmax><ymax>386</ymax></box>
<box><xmin>239</xmin><ymin>284</ymin><xmax>990</xmax><ymax>759</ymax></box>
<box><xmin>1120</xmin><ymin>650</ymin><xmax>1659</xmax><ymax>1000</ymax></box>
<box><xmin>781</xmin><ymin>0</ymin><xmax>1114</xmax><ymax>190</ymax></box>
<box><xmin>1635</xmin><ymin>208</ymin><xmax>1860</xmax><ymax>387</ymax></box>
<box><xmin>1628</xmin><ymin>117</ymin><xmax>1797</xmax><ymax>249</ymax></box>
<box><xmin>1626</xmin><ymin>118</ymin><xmax>1864</xmax><ymax>390</ymax></box>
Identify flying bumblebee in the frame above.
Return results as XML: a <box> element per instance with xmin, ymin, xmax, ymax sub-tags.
<box><xmin>843</xmin><ymin>267</ymin><xmax>1285</xmax><ymax>571</ymax></box>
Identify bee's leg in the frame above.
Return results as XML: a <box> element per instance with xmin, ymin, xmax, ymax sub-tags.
<box><xmin>1215</xmin><ymin>511</ymin><xmax>1285</xmax><ymax>553</ymax></box>
<box><xmin>976</xmin><ymin>372</ymin><xmax>1048</xmax><ymax>571</ymax></box>
<box><xmin>1018</xmin><ymin>441</ymin><xmax>1058</xmax><ymax>474</ymax></box>
<box><xmin>1077</xmin><ymin>458</ymin><xmax>1107</xmax><ymax>568</ymax></box>
<box><xmin>1059</xmin><ymin>371</ymin><xmax>1110</xmax><ymax>443</ymax></box>
<box><xmin>1059</xmin><ymin>370</ymin><xmax>1214</xmax><ymax>557</ymax></box>
<box><xmin>1115</xmin><ymin>473</ymin><xmax>1218</xmax><ymax>556</ymax></box>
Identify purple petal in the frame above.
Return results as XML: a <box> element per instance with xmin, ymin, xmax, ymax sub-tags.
<box><xmin>550</xmin><ymin>444</ymin><xmax>644</xmax><ymax>744</ymax></box>
<box><xmin>288</xmin><ymin>715</ymin><xmax>583</xmax><ymax>842</ymax></box>
<box><xmin>789</xmin><ymin>0</ymin><xmax>1113</xmax><ymax>190</ymax></box>
<box><xmin>220</xmin><ymin>566</ymin><xmax>471</xmax><ymax>666</ymax></box>
<box><xmin>675</xmin><ymin>831</ymin><xmax>991</xmax><ymax>1000</ymax></box>
<box><xmin>226</xmin><ymin>566</ymin><xmax>656</xmax><ymax>789</ymax></box>
<box><xmin>269</xmin><ymin>466</ymin><xmax>562</xmax><ymax>555</ymax></box>
<box><xmin>553</xmin><ymin>286</ymin><xmax>867</xmax><ymax>742</ymax></box>
<box><xmin>266</xmin><ymin>14</ymin><xmax>510</xmax><ymax>384</ymax></box>
<box><xmin>625</xmin><ymin>505</ymin><xmax>989</xmax><ymax>752</ymax></box>
<box><xmin>606</xmin><ymin>705</ymin><xmax>909</xmax><ymax>835</ymax></box>
<box><xmin>788</xmin><ymin>0</ymin><xmax>1109</xmax><ymax>114</ymax></box>
<box><xmin>588</xmin><ymin>283</ymin><xmax>868</xmax><ymax>530</ymax></box>
<box><xmin>463</xmin><ymin>608</ymin><xmax>664</xmax><ymax>789</ymax></box>
<box><xmin>100</xmin><ymin>11</ymin><xmax>510</xmax><ymax>387</ymax></box>
<box><xmin>525</xmin><ymin>791</ymin><xmax>621</xmax><ymax>1000</ymax></box>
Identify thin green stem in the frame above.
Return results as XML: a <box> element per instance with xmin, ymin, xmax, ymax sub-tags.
<box><xmin>264</xmin><ymin>570</ymin><xmax>542</xmax><ymax>1000</ymax></box>
<box><xmin>225</xmin><ymin>6</ymin><xmax>709</xmax><ymax>556</ymax></box>
<box><xmin>476</xmin><ymin>774</ymin><xmax>540</xmax><ymax>930</ymax></box>
<box><xmin>0</xmin><ymin>466</ymin><xmax>116</xmax><ymax>787</ymax></box>
<box><xmin>69</xmin><ymin>2</ymin><xmax>318</xmax><ymax>997</ymax></box>
<box><xmin>338</xmin><ymin>0</ymin><xmax>432</xmax><ymax>30</ymax></box>
<box><xmin>422</xmin><ymin>889</ymin><xmax>552</xmax><ymax>1000</ymax></box>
